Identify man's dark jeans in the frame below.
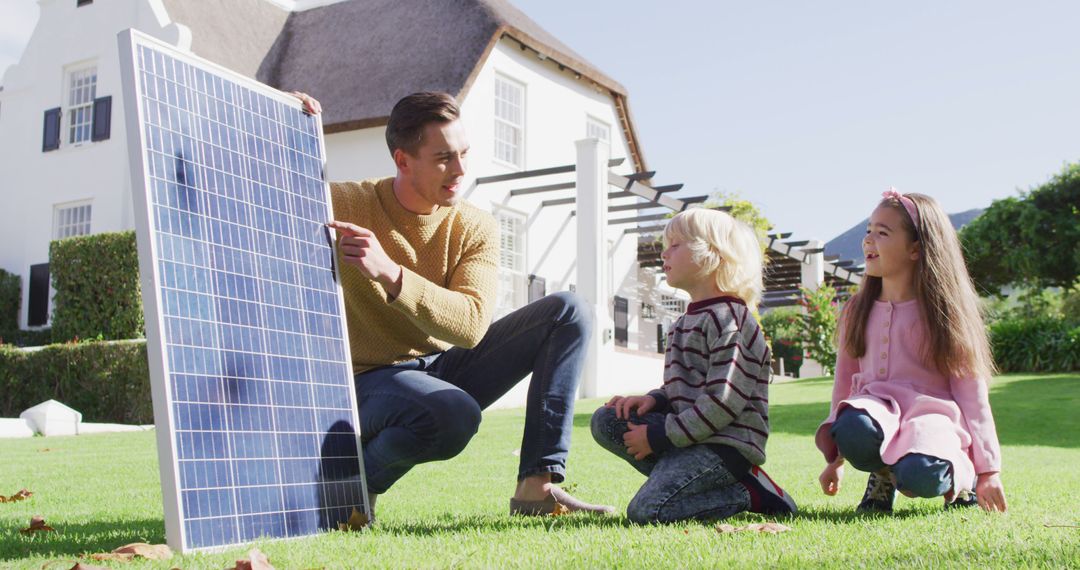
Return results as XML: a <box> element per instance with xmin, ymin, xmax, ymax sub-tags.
<box><xmin>354</xmin><ymin>292</ymin><xmax>593</xmax><ymax>494</ymax></box>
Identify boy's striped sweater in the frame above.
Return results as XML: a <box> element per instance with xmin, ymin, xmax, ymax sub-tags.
<box><xmin>646</xmin><ymin>296</ymin><xmax>772</xmax><ymax>465</ymax></box>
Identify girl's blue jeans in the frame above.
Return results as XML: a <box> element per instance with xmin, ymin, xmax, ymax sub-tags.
<box><xmin>590</xmin><ymin>406</ymin><xmax>752</xmax><ymax>524</ymax></box>
<box><xmin>830</xmin><ymin>408</ymin><xmax>953</xmax><ymax>498</ymax></box>
<box><xmin>352</xmin><ymin>292</ymin><xmax>592</xmax><ymax>494</ymax></box>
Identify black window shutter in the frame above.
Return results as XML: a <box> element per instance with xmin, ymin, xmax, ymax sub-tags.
<box><xmin>91</xmin><ymin>96</ymin><xmax>112</xmax><ymax>141</ymax></box>
<box><xmin>614</xmin><ymin>296</ymin><xmax>628</xmax><ymax>347</ymax></box>
<box><xmin>77</xmin><ymin>0</ymin><xmax>93</xmax><ymax>7</ymax></box>
<box><xmin>42</xmin><ymin>107</ymin><xmax>61</xmax><ymax>152</ymax></box>
<box><xmin>527</xmin><ymin>274</ymin><xmax>546</xmax><ymax>303</ymax></box>
<box><xmin>28</xmin><ymin>263</ymin><xmax>50</xmax><ymax>327</ymax></box>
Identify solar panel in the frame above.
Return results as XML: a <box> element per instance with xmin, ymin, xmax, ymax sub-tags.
<box><xmin>117</xmin><ymin>30</ymin><xmax>369</xmax><ymax>552</ymax></box>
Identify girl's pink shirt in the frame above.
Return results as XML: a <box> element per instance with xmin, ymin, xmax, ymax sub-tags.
<box><xmin>817</xmin><ymin>299</ymin><xmax>1002</xmax><ymax>475</ymax></box>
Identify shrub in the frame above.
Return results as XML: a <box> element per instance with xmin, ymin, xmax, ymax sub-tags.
<box><xmin>0</xmin><ymin>339</ymin><xmax>152</xmax><ymax>424</ymax></box>
<box><xmin>761</xmin><ymin>306</ymin><xmax>804</xmax><ymax>376</ymax></box>
<box><xmin>0</xmin><ymin>269</ymin><xmax>20</xmax><ymax>342</ymax></box>
<box><xmin>799</xmin><ymin>285</ymin><xmax>841</xmax><ymax>375</ymax></box>
<box><xmin>50</xmin><ymin>231</ymin><xmax>144</xmax><ymax>342</ymax></box>
<box><xmin>989</xmin><ymin>317</ymin><xmax>1080</xmax><ymax>373</ymax></box>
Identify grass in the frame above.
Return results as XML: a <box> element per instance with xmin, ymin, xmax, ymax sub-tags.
<box><xmin>0</xmin><ymin>373</ymin><xmax>1077</xmax><ymax>569</ymax></box>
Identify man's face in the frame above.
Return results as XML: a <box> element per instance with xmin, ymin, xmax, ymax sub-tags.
<box><xmin>396</xmin><ymin>119</ymin><xmax>469</xmax><ymax>213</ymax></box>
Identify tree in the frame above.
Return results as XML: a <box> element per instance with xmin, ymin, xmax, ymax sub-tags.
<box><xmin>961</xmin><ymin>162</ymin><xmax>1080</xmax><ymax>292</ymax></box>
<box><xmin>701</xmin><ymin>191</ymin><xmax>773</xmax><ymax>255</ymax></box>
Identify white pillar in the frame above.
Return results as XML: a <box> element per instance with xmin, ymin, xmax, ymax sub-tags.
<box><xmin>576</xmin><ymin>138</ymin><xmax>609</xmax><ymax>398</ymax></box>
<box><xmin>801</xmin><ymin>239</ymin><xmax>825</xmax><ymax>292</ymax></box>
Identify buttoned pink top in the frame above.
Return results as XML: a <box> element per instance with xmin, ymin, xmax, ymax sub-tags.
<box><xmin>815</xmin><ymin>299</ymin><xmax>1002</xmax><ymax>495</ymax></box>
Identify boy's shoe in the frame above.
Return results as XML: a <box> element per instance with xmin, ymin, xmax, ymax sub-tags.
<box><xmin>856</xmin><ymin>470</ymin><xmax>896</xmax><ymax>513</ymax></box>
<box><xmin>740</xmin><ymin>465</ymin><xmax>798</xmax><ymax>515</ymax></box>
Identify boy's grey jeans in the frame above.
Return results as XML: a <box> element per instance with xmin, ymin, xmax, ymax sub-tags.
<box><xmin>591</xmin><ymin>406</ymin><xmax>752</xmax><ymax>524</ymax></box>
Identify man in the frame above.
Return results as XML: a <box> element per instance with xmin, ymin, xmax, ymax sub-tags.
<box><xmin>295</xmin><ymin>91</ymin><xmax>612</xmax><ymax>517</ymax></box>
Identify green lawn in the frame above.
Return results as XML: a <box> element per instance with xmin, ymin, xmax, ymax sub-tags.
<box><xmin>1</xmin><ymin>373</ymin><xmax>1077</xmax><ymax>568</ymax></box>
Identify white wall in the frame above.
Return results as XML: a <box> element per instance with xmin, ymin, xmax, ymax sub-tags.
<box><xmin>0</xmin><ymin>0</ymin><xmax>187</xmax><ymax>328</ymax></box>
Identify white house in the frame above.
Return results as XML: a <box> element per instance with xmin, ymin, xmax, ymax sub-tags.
<box><xmin>1</xmin><ymin>0</ymin><xmax>717</xmax><ymax>404</ymax></box>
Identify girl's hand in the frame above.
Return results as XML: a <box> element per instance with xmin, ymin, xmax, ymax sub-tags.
<box><xmin>613</xmin><ymin>395</ymin><xmax>656</xmax><ymax>420</ymax></box>
<box><xmin>819</xmin><ymin>458</ymin><xmax>845</xmax><ymax>496</ymax></box>
<box><xmin>975</xmin><ymin>472</ymin><xmax>1007</xmax><ymax>512</ymax></box>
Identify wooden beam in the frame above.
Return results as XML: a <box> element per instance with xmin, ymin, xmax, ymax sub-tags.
<box><xmin>476</xmin><ymin>157</ymin><xmax>624</xmax><ymax>185</ymax></box>
<box><xmin>609</xmin><ymin>213</ymin><xmax>670</xmax><ymax>226</ymax></box>
<box><xmin>510</xmin><ymin>182</ymin><xmax>575</xmax><ymax>197</ymax></box>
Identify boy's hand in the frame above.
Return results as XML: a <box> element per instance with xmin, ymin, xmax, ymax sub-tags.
<box><xmin>819</xmin><ymin>457</ymin><xmax>845</xmax><ymax>496</ymax></box>
<box><xmin>623</xmin><ymin>423</ymin><xmax>653</xmax><ymax>460</ymax></box>
<box><xmin>975</xmin><ymin>472</ymin><xmax>1007</xmax><ymax>512</ymax></box>
<box><xmin>608</xmin><ymin>395</ymin><xmax>657</xmax><ymax>420</ymax></box>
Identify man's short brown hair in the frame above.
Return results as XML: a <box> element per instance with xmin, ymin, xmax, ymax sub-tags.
<box><xmin>385</xmin><ymin>92</ymin><xmax>460</xmax><ymax>157</ymax></box>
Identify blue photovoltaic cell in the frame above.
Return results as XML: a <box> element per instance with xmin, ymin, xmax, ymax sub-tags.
<box><xmin>127</xmin><ymin>39</ymin><xmax>365</xmax><ymax>551</ymax></box>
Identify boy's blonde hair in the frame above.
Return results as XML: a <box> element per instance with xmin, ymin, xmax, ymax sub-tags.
<box><xmin>664</xmin><ymin>209</ymin><xmax>765</xmax><ymax>309</ymax></box>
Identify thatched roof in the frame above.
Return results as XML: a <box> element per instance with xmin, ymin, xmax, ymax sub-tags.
<box><xmin>159</xmin><ymin>0</ymin><xmax>646</xmax><ymax>172</ymax></box>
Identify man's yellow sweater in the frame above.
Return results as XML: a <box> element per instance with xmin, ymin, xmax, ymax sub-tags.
<box><xmin>329</xmin><ymin>177</ymin><xmax>499</xmax><ymax>374</ymax></box>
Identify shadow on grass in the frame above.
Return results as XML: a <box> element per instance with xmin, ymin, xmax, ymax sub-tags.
<box><xmin>375</xmin><ymin>505</ymin><xmax>936</xmax><ymax>537</ymax></box>
<box><xmin>377</xmin><ymin>512</ymin><xmax>633</xmax><ymax>536</ymax></box>
<box><xmin>0</xmin><ymin>518</ymin><xmax>165</xmax><ymax>562</ymax></box>
<box><xmin>990</xmin><ymin>374</ymin><xmax>1078</xmax><ymax>448</ymax></box>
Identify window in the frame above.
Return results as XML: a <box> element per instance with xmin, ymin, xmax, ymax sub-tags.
<box><xmin>586</xmin><ymin>116</ymin><xmax>610</xmax><ymax>142</ymax></box>
<box><xmin>66</xmin><ymin>66</ymin><xmax>97</xmax><ymax>144</ymax></box>
<box><xmin>77</xmin><ymin>0</ymin><xmax>93</xmax><ymax>6</ymax></box>
<box><xmin>493</xmin><ymin>208</ymin><xmax>527</xmax><ymax>317</ymax></box>
<box><xmin>54</xmin><ymin>202</ymin><xmax>92</xmax><ymax>239</ymax></box>
<box><xmin>660</xmin><ymin>294</ymin><xmax>686</xmax><ymax>314</ymax></box>
<box><xmin>640</xmin><ymin>302</ymin><xmax>656</xmax><ymax>320</ymax></box>
<box><xmin>493</xmin><ymin>74</ymin><xmax>524</xmax><ymax>168</ymax></box>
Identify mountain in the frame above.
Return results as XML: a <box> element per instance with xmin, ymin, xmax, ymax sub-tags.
<box><xmin>824</xmin><ymin>208</ymin><xmax>984</xmax><ymax>264</ymax></box>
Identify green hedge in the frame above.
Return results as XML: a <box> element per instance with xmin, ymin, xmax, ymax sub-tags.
<box><xmin>0</xmin><ymin>268</ymin><xmax>20</xmax><ymax>342</ymax></box>
<box><xmin>50</xmin><ymin>231</ymin><xmax>144</xmax><ymax>343</ymax></box>
<box><xmin>990</xmin><ymin>317</ymin><xmax>1080</xmax><ymax>373</ymax></box>
<box><xmin>0</xmin><ymin>340</ymin><xmax>152</xmax><ymax>424</ymax></box>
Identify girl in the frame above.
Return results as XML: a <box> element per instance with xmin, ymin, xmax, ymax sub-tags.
<box><xmin>816</xmin><ymin>190</ymin><xmax>1007</xmax><ymax>513</ymax></box>
<box><xmin>591</xmin><ymin>209</ymin><xmax>797</xmax><ymax>524</ymax></box>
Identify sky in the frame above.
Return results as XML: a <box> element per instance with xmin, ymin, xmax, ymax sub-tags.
<box><xmin>3</xmin><ymin>0</ymin><xmax>1079</xmax><ymax>241</ymax></box>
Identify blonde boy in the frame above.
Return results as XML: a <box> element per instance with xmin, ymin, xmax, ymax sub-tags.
<box><xmin>590</xmin><ymin>209</ymin><xmax>797</xmax><ymax>523</ymax></box>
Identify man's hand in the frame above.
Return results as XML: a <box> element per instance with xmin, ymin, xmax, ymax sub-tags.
<box><xmin>819</xmin><ymin>457</ymin><xmax>845</xmax><ymax>496</ymax></box>
<box><xmin>605</xmin><ymin>394</ymin><xmax>656</xmax><ymax>420</ymax></box>
<box><xmin>289</xmin><ymin>91</ymin><xmax>322</xmax><ymax>115</ymax></box>
<box><xmin>327</xmin><ymin>221</ymin><xmax>402</xmax><ymax>298</ymax></box>
<box><xmin>975</xmin><ymin>472</ymin><xmax>1007</xmax><ymax>512</ymax></box>
<box><xmin>623</xmin><ymin>423</ymin><xmax>653</xmax><ymax>460</ymax></box>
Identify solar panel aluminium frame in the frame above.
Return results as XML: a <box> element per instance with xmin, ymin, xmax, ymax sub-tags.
<box><xmin>117</xmin><ymin>29</ymin><xmax>370</xmax><ymax>552</ymax></box>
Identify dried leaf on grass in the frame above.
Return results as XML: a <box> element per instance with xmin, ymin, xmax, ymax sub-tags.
<box><xmin>337</xmin><ymin>507</ymin><xmax>371</xmax><ymax>531</ymax></box>
<box><xmin>716</xmin><ymin>522</ymin><xmax>791</xmax><ymax>534</ymax></box>
<box><xmin>548</xmin><ymin>502</ymin><xmax>571</xmax><ymax>517</ymax></box>
<box><xmin>20</xmin><ymin>516</ymin><xmax>55</xmax><ymax>534</ymax></box>
<box><xmin>89</xmin><ymin>543</ymin><xmax>173</xmax><ymax>562</ymax></box>
<box><xmin>67</xmin><ymin>563</ymin><xmax>109</xmax><ymax>570</ymax></box>
<box><xmin>0</xmin><ymin>488</ymin><xmax>33</xmax><ymax>503</ymax></box>
<box><xmin>1043</xmin><ymin>523</ymin><xmax>1080</xmax><ymax>528</ymax></box>
<box><xmin>231</xmin><ymin>548</ymin><xmax>275</xmax><ymax>570</ymax></box>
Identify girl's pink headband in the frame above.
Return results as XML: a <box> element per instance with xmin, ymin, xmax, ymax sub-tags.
<box><xmin>882</xmin><ymin>188</ymin><xmax>920</xmax><ymax>235</ymax></box>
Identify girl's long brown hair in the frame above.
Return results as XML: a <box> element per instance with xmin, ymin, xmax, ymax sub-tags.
<box><xmin>842</xmin><ymin>193</ymin><xmax>996</xmax><ymax>380</ymax></box>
